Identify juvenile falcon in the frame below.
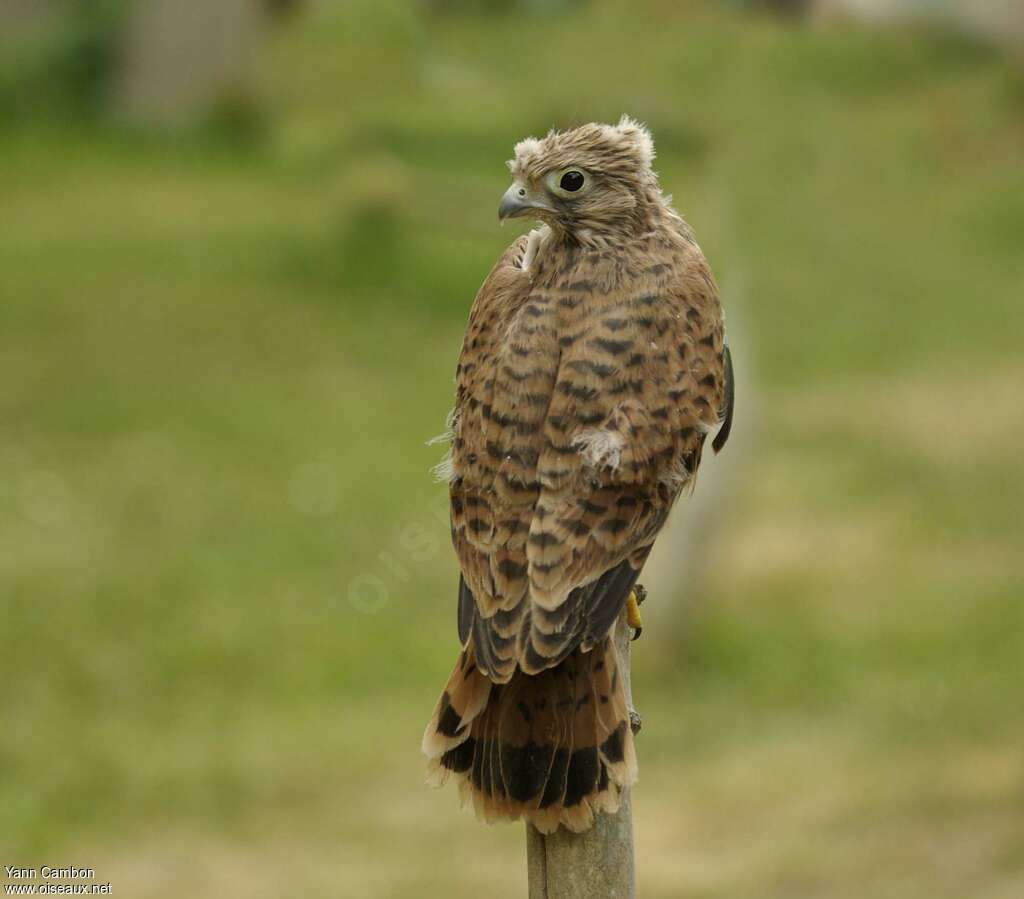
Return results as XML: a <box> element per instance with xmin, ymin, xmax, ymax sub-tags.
<box><xmin>422</xmin><ymin>117</ymin><xmax>734</xmax><ymax>833</ymax></box>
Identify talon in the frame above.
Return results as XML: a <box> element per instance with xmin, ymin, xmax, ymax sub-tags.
<box><xmin>629</xmin><ymin>709</ymin><xmax>642</xmax><ymax>734</ymax></box>
<box><xmin>626</xmin><ymin>588</ymin><xmax>644</xmax><ymax>639</ymax></box>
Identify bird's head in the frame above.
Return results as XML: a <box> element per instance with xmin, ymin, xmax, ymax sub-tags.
<box><xmin>499</xmin><ymin>116</ymin><xmax>660</xmax><ymax>244</ymax></box>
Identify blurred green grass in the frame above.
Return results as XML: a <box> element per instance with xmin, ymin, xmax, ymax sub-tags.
<box><xmin>1</xmin><ymin>1</ymin><xmax>1023</xmax><ymax>896</ymax></box>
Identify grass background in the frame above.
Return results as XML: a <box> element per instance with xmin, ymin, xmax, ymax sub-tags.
<box><xmin>1</xmin><ymin>1</ymin><xmax>1022</xmax><ymax>896</ymax></box>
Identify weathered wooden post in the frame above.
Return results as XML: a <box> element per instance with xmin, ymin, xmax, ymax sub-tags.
<box><xmin>525</xmin><ymin>606</ymin><xmax>637</xmax><ymax>899</ymax></box>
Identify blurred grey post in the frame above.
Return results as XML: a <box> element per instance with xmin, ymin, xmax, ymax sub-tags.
<box><xmin>113</xmin><ymin>0</ymin><xmax>299</xmax><ymax>126</ymax></box>
<box><xmin>810</xmin><ymin>0</ymin><xmax>1024</xmax><ymax>49</ymax></box>
<box><xmin>525</xmin><ymin>608</ymin><xmax>636</xmax><ymax>899</ymax></box>
<box><xmin>0</xmin><ymin>0</ymin><xmax>63</xmax><ymax>31</ymax></box>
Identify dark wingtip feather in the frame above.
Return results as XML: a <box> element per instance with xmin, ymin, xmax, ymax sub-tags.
<box><xmin>457</xmin><ymin>575</ymin><xmax>475</xmax><ymax>645</ymax></box>
<box><xmin>712</xmin><ymin>343</ymin><xmax>735</xmax><ymax>454</ymax></box>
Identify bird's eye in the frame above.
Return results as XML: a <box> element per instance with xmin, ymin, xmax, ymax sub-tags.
<box><xmin>559</xmin><ymin>170</ymin><xmax>585</xmax><ymax>192</ymax></box>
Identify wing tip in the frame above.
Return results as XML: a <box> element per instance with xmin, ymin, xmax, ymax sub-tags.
<box><xmin>712</xmin><ymin>343</ymin><xmax>735</xmax><ymax>454</ymax></box>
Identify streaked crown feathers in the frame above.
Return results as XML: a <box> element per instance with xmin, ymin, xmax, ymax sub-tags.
<box><xmin>507</xmin><ymin>116</ymin><xmax>656</xmax><ymax>185</ymax></box>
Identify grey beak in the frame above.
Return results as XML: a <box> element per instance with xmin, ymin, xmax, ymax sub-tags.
<box><xmin>498</xmin><ymin>184</ymin><xmax>534</xmax><ymax>221</ymax></box>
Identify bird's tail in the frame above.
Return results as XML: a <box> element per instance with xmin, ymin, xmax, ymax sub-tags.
<box><xmin>421</xmin><ymin>638</ymin><xmax>637</xmax><ymax>833</ymax></box>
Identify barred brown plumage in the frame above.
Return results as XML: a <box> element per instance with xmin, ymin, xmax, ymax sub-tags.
<box><xmin>422</xmin><ymin>117</ymin><xmax>733</xmax><ymax>833</ymax></box>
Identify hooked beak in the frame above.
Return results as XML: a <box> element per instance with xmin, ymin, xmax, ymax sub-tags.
<box><xmin>498</xmin><ymin>183</ymin><xmax>549</xmax><ymax>222</ymax></box>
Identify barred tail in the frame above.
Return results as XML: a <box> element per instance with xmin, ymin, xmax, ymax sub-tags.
<box><xmin>422</xmin><ymin>638</ymin><xmax>637</xmax><ymax>833</ymax></box>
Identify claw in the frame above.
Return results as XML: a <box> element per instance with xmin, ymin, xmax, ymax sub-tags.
<box><xmin>626</xmin><ymin>587</ymin><xmax>644</xmax><ymax>640</ymax></box>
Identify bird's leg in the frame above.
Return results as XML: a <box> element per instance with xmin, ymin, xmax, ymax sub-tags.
<box><xmin>626</xmin><ymin>584</ymin><xmax>646</xmax><ymax>641</ymax></box>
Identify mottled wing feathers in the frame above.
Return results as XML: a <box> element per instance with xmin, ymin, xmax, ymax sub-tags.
<box><xmin>448</xmin><ymin>235</ymin><xmax>557</xmax><ymax>680</ymax></box>
<box><xmin>446</xmin><ymin>227</ymin><xmax>726</xmax><ymax>679</ymax></box>
<box><xmin>461</xmin><ymin>558</ymin><xmax>642</xmax><ymax>678</ymax></box>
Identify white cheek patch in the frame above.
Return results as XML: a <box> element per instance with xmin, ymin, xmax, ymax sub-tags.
<box><xmin>572</xmin><ymin>428</ymin><xmax>625</xmax><ymax>471</ymax></box>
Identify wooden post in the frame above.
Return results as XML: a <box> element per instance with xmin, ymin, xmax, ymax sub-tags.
<box><xmin>525</xmin><ymin>608</ymin><xmax>637</xmax><ymax>899</ymax></box>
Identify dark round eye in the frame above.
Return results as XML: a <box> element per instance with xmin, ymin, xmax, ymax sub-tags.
<box><xmin>559</xmin><ymin>170</ymin><xmax>585</xmax><ymax>192</ymax></box>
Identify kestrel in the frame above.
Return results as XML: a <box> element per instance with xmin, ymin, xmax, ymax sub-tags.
<box><xmin>422</xmin><ymin>117</ymin><xmax>734</xmax><ymax>833</ymax></box>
